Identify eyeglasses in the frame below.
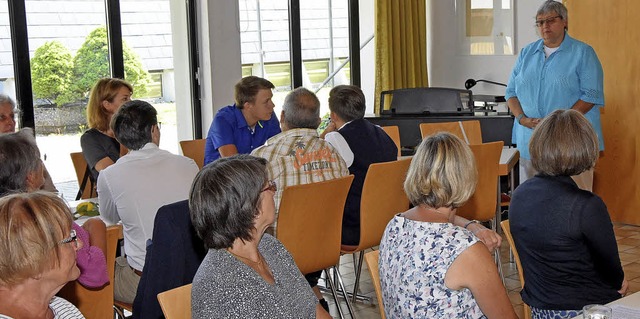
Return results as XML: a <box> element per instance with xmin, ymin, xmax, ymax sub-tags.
<box><xmin>535</xmin><ymin>15</ymin><xmax>562</xmax><ymax>28</ymax></box>
<box><xmin>59</xmin><ymin>229</ymin><xmax>78</xmax><ymax>247</ymax></box>
<box><xmin>261</xmin><ymin>180</ymin><xmax>277</xmax><ymax>193</ymax></box>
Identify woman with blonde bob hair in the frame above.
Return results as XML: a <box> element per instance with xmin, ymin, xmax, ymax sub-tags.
<box><xmin>0</xmin><ymin>192</ymin><xmax>85</xmax><ymax>318</ymax></box>
<box><xmin>510</xmin><ymin>109</ymin><xmax>627</xmax><ymax>318</ymax></box>
<box><xmin>81</xmin><ymin>78</ymin><xmax>133</xmax><ymax>180</ymax></box>
<box><xmin>379</xmin><ymin>133</ymin><xmax>517</xmax><ymax>319</ymax></box>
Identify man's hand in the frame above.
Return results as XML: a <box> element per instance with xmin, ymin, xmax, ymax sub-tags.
<box><xmin>319</xmin><ymin>121</ymin><xmax>336</xmax><ymax>139</ymax></box>
<box><xmin>619</xmin><ymin>278</ymin><xmax>629</xmax><ymax>296</ymax></box>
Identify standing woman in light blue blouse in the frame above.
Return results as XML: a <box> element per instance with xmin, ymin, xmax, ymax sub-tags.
<box><xmin>379</xmin><ymin>133</ymin><xmax>516</xmax><ymax>319</ymax></box>
<box><xmin>189</xmin><ymin>155</ymin><xmax>331</xmax><ymax>319</ymax></box>
<box><xmin>505</xmin><ymin>0</ymin><xmax>604</xmax><ymax>190</ymax></box>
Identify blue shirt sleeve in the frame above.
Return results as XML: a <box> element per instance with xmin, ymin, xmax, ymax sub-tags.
<box><xmin>204</xmin><ymin>108</ymin><xmax>236</xmax><ymax>164</ymax></box>
<box><xmin>577</xmin><ymin>46</ymin><xmax>605</xmax><ymax>106</ymax></box>
<box><xmin>505</xmin><ymin>47</ymin><xmax>525</xmax><ymax>101</ymax></box>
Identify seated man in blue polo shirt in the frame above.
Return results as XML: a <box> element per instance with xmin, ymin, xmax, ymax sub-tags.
<box><xmin>204</xmin><ymin>76</ymin><xmax>281</xmax><ymax>165</ymax></box>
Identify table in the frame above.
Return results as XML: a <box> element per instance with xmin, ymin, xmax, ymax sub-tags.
<box><xmin>568</xmin><ymin>291</ymin><xmax>640</xmax><ymax>318</ymax></box>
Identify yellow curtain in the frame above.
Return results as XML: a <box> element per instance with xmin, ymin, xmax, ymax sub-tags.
<box><xmin>375</xmin><ymin>0</ymin><xmax>428</xmax><ymax>113</ymax></box>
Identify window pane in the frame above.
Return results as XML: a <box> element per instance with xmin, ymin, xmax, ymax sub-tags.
<box><xmin>24</xmin><ymin>0</ymin><xmax>108</xmax><ymax>198</ymax></box>
<box><xmin>121</xmin><ymin>0</ymin><xmax>178</xmax><ymax>155</ymax></box>
<box><xmin>300</xmin><ymin>0</ymin><xmax>350</xmax><ymax>120</ymax></box>
<box><xmin>239</xmin><ymin>0</ymin><xmax>291</xmax><ymax>115</ymax></box>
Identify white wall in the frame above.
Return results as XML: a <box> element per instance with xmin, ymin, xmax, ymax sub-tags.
<box><xmin>428</xmin><ymin>0</ymin><xmax>541</xmax><ymax>96</ymax></box>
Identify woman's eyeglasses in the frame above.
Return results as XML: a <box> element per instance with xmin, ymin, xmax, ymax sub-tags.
<box><xmin>261</xmin><ymin>180</ymin><xmax>277</xmax><ymax>193</ymax></box>
<box><xmin>59</xmin><ymin>229</ymin><xmax>78</xmax><ymax>247</ymax></box>
<box><xmin>535</xmin><ymin>15</ymin><xmax>561</xmax><ymax>28</ymax></box>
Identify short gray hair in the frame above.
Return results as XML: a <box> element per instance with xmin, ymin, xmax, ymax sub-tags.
<box><xmin>537</xmin><ymin>0</ymin><xmax>568</xmax><ymax>29</ymax></box>
<box><xmin>189</xmin><ymin>155</ymin><xmax>268</xmax><ymax>249</ymax></box>
<box><xmin>0</xmin><ymin>128</ymin><xmax>42</xmax><ymax>196</ymax></box>
<box><xmin>282</xmin><ymin>87</ymin><xmax>321</xmax><ymax>129</ymax></box>
<box><xmin>0</xmin><ymin>94</ymin><xmax>16</xmax><ymax>110</ymax></box>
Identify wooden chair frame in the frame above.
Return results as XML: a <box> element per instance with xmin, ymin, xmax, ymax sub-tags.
<box><xmin>157</xmin><ymin>283</ymin><xmax>192</xmax><ymax>319</ymax></box>
<box><xmin>179</xmin><ymin>139</ymin><xmax>206</xmax><ymax>169</ymax></box>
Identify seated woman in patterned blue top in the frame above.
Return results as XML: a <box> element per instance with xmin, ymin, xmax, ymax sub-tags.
<box><xmin>379</xmin><ymin>133</ymin><xmax>517</xmax><ymax>319</ymax></box>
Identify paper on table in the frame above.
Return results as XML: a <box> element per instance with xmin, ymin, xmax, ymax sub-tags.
<box><xmin>611</xmin><ymin>304</ymin><xmax>640</xmax><ymax>319</ymax></box>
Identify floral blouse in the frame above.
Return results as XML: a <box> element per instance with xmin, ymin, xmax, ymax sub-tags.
<box><xmin>379</xmin><ymin>214</ymin><xmax>486</xmax><ymax>319</ymax></box>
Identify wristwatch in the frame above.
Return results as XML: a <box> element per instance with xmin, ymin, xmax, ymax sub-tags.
<box><xmin>464</xmin><ymin>220</ymin><xmax>480</xmax><ymax>229</ymax></box>
<box><xmin>516</xmin><ymin>113</ymin><xmax>525</xmax><ymax>124</ymax></box>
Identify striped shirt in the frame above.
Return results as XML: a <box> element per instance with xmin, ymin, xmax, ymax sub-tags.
<box><xmin>252</xmin><ymin>128</ymin><xmax>349</xmax><ymax>235</ymax></box>
<box><xmin>0</xmin><ymin>297</ymin><xmax>85</xmax><ymax>318</ymax></box>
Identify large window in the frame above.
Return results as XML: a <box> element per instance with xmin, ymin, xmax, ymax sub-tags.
<box><xmin>239</xmin><ymin>0</ymin><xmax>360</xmax><ymax>119</ymax></box>
<box><xmin>3</xmin><ymin>0</ymin><xmax>192</xmax><ymax>200</ymax></box>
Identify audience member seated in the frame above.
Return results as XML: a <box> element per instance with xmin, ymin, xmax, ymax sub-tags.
<box><xmin>0</xmin><ymin>95</ymin><xmax>57</xmax><ymax>193</ymax></box>
<box><xmin>509</xmin><ymin>109</ymin><xmax>627</xmax><ymax>318</ymax></box>
<box><xmin>320</xmin><ymin>85</ymin><xmax>397</xmax><ymax>246</ymax></box>
<box><xmin>81</xmin><ymin>78</ymin><xmax>133</xmax><ymax>181</ymax></box>
<box><xmin>132</xmin><ymin>200</ymin><xmax>207</xmax><ymax>319</ymax></box>
<box><xmin>98</xmin><ymin>100</ymin><xmax>199</xmax><ymax>304</ymax></box>
<box><xmin>190</xmin><ymin>155</ymin><xmax>331</xmax><ymax>318</ymax></box>
<box><xmin>204</xmin><ymin>76</ymin><xmax>281</xmax><ymax>165</ymax></box>
<box><xmin>251</xmin><ymin>87</ymin><xmax>348</xmax><ymax>311</ymax></box>
<box><xmin>0</xmin><ymin>129</ymin><xmax>109</xmax><ymax>289</ymax></box>
<box><xmin>0</xmin><ymin>192</ymin><xmax>86</xmax><ymax>318</ymax></box>
<box><xmin>379</xmin><ymin>133</ymin><xmax>517</xmax><ymax>319</ymax></box>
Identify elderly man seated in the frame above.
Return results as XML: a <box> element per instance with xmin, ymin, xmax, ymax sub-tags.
<box><xmin>251</xmin><ymin>87</ymin><xmax>348</xmax><ymax>311</ymax></box>
<box><xmin>98</xmin><ymin>100</ymin><xmax>199</xmax><ymax>304</ymax></box>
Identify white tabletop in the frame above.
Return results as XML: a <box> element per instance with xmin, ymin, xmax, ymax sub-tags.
<box><xmin>568</xmin><ymin>291</ymin><xmax>640</xmax><ymax>318</ymax></box>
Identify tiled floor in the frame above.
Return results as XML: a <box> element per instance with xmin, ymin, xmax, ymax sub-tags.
<box><xmin>322</xmin><ymin>222</ymin><xmax>640</xmax><ymax>318</ymax></box>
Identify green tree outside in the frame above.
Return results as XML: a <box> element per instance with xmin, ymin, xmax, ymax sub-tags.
<box><xmin>71</xmin><ymin>26</ymin><xmax>150</xmax><ymax>99</ymax></box>
<box><xmin>30</xmin><ymin>41</ymin><xmax>74</xmax><ymax>106</ymax></box>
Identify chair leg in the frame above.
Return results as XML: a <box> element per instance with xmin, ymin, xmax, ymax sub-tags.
<box><xmin>495</xmin><ymin>248</ymin><xmax>505</xmax><ymax>286</ymax></box>
<box><xmin>324</xmin><ymin>268</ymin><xmax>346</xmax><ymax>319</ymax></box>
<box><xmin>333</xmin><ymin>266</ymin><xmax>356</xmax><ymax>319</ymax></box>
<box><xmin>113</xmin><ymin>305</ymin><xmax>126</xmax><ymax>319</ymax></box>
<box><xmin>351</xmin><ymin>251</ymin><xmax>364</xmax><ymax>303</ymax></box>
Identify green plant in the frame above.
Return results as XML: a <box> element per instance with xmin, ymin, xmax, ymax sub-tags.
<box><xmin>71</xmin><ymin>26</ymin><xmax>150</xmax><ymax>99</ymax></box>
<box><xmin>30</xmin><ymin>41</ymin><xmax>74</xmax><ymax>106</ymax></box>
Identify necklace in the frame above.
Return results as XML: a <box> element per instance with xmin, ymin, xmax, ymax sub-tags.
<box><xmin>227</xmin><ymin>248</ymin><xmax>264</xmax><ymax>266</ymax></box>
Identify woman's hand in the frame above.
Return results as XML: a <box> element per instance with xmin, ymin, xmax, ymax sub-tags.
<box><xmin>519</xmin><ymin>117</ymin><xmax>541</xmax><ymax>129</ymax></box>
<box><xmin>468</xmin><ymin>224</ymin><xmax>502</xmax><ymax>251</ymax></box>
<box><xmin>619</xmin><ymin>278</ymin><xmax>629</xmax><ymax>296</ymax></box>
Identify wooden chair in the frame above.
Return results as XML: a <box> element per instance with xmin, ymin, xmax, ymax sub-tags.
<box><xmin>58</xmin><ymin>224</ymin><xmax>121</xmax><ymax>319</ymax></box>
<box><xmin>157</xmin><ymin>284</ymin><xmax>192</xmax><ymax>319</ymax></box>
<box><xmin>341</xmin><ymin>158</ymin><xmax>412</xmax><ymax>303</ymax></box>
<box><xmin>501</xmin><ymin>220</ymin><xmax>531</xmax><ymax>319</ymax></box>
<box><xmin>179</xmin><ymin>139</ymin><xmax>206</xmax><ymax>169</ymax></box>
<box><xmin>419</xmin><ymin>120</ymin><xmax>482</xmax><ymax>145</ymax></box>
<box><xmin>70</xmin><ymin>152</ymin><xmax>96</xmax><ymax>199</ymax></box>
<box><xmin>276</xmin><ymin>175</ymin><xmax>355</xmax><ymax>319</ymax></box>
<box><xmin>457</xmin><ymin>141</ymin><xmax>504</xmax><ymax>281</ymax></box>
<box><xmin>381</xmin><ymin>125</ymin><xmax>401</xmax><ymax>157</ymax></box>
<box><xmin>364</xmin><ymin>251</ymin><xmax>385</xmax><ymax>319</ymax></box>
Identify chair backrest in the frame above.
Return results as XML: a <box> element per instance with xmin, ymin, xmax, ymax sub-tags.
<box><xmin>70</xmin><ymin>152</ymin><xmax>95</xmax><ymax>199</ymax></box>
<box><xmin>364</xmin><ymin>251</ymin><xmax>385</xmax><ymax>319</ymax></box>
<box><xmin>500</xmin><ymin>220</ymin><xmax>531</xmax><ymax>319</ymax></box>
<box><xmin>381</xmin><ymin>126</ymin><xmax>401</xmax><ymax>157</ymax></box>
<box><xmin>157</xmin><ymin>284</ymin><xmax>192</xmax><ymax>319</ymax></box>
<box><xmin>457</xmin><ymin>141</ymin><xmax>502</xmax><ymax>222</ymax></box>
<box><xmin>276</xmin><ymin>175</ymin><xmax>354</xmax><ymax>275</ymax></box>
<box><xmin>179</xmin><ymin>139</ymin><xmax>206</xmax><ymax>169</ymax></box>
<box><xmin>57</xmin><ymin>224</ymin><xmax>121</xmax><ymax>319</ymax></box>
<box><xmin>419</xmin><ymin>120</ymin><xmax>482</xmax><ymax>145</ymax></box>
<box><xmin>356</xmin><ymin>158</ymin><xmax>411</xmax><ymax>251</ymax></box>
<box><xmin>379</xmin><ymin>87</ymin><xmax>473</xmax><ymax>115</ymax></box>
